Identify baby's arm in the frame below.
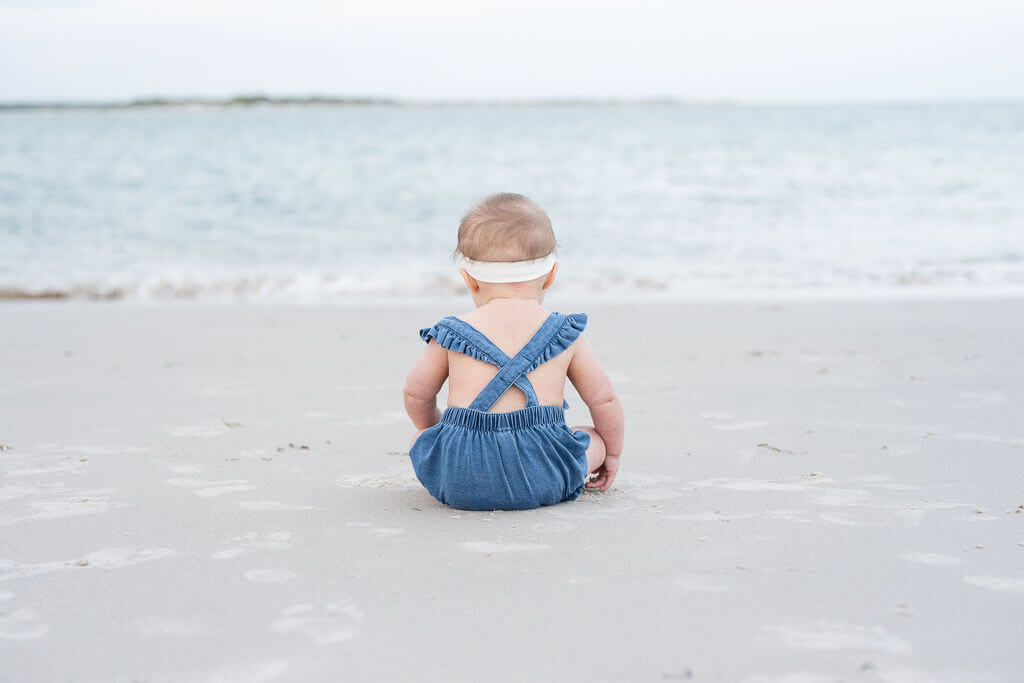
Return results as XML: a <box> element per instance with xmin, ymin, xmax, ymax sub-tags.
<box><xmin>567</xmin><ymin>336</ymin><xmax>624</xmax><ymax>489</ymax></box>
<box><xmin>403</xmin><ymin>340</ymin><xmax>449</xmax><ymax>434</ymax></box>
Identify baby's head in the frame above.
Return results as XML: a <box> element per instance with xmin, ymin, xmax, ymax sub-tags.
<box><xmin>455</xmin><ymin>193</ymin><xmax>559</xmax><ymax>303</ymax></box>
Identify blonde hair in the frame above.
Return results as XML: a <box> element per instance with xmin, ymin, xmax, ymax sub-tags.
<box><xmin>455</xmin><ymin>193</ymin><xmax>557</xmax><ymax>262</ymax></box>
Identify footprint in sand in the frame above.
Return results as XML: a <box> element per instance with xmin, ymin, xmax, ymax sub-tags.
<box><xmin>213</xmin><ymin>532</ymin><xmax>292</xmax><ymax>560</ymax></box>
<box><xmin>0</xmin><ymin>607</ymin><xmax>48</xmax><ymax>640</ymax></box>
<box><xmin>270</xmin><ymin>601</ymin><xmax>364</xmax><ymax>644</ymax></box>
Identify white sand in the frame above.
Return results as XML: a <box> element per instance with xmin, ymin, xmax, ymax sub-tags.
<box><xmin>1</xmin><ymin>298</ymin><xmax>1022</xmax><ymax>682</ymax></box>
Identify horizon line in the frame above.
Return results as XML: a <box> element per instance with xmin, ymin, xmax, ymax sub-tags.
<box><xmin>2</xmin><ymin>93</ymin><xmax>1023</xmax><ymax>111</ymax></box>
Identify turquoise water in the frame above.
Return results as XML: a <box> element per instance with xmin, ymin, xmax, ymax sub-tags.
<box><xmin>2</xmin><ymin>103</ymin><xmax>1023</xmax><ymax>300</ymax></box>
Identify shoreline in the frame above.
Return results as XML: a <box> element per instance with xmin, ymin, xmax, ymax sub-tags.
<box><xmin>3</xmin><ymin>98</ymin><xmax>1022</xmax><ymax>112</ymax></box>
<box><xmin>2</xmin><ymin>287</ymin><xmax>1024</xmax><ymax>306</ymax></box>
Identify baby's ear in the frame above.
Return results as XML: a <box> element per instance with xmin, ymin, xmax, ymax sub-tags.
<box><xmin>542</xmin><ymin>262</ymin><xmax>559</xmax><ymax>290</ymax></box>
<box><xmin>459</xmin><ymin>268</ymin><xmax>480</xmax><ymax>293</ymax></box>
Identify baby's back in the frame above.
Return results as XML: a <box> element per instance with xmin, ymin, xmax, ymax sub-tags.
<box><xmin>447</xmin><ymin>300</ymin><xmax>575</xmax><ymax>412</ymax></box>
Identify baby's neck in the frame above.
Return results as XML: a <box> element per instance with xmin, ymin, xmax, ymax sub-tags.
<box><xmin>471</xmin><ymin>284</ymin><xmax>544</xmax><ymax>308</ymax></box>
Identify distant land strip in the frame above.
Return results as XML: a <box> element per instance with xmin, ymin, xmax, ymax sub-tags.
<box><xmin>0</xmin><ymin>94</ymin><xmax>687</xmax><ymax>110</ymax></box>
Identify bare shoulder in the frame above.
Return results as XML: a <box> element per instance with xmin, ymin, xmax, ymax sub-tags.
<box><xmin>566</xmin><ymin>330</ymin><xmax>590</xmax><ymax>361</ymax></box>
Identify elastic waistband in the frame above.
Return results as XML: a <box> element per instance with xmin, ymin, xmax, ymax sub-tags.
<box><xmin>440</xmin><ymin>404</ymin><xmax>566</xmax><ymax>432</ymax></box>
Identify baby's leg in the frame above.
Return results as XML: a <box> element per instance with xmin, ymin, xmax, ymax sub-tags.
<box><xmin>573</xmin><ymin>425</ymin><xmax>606</xmax><ymax>476</ymax></box>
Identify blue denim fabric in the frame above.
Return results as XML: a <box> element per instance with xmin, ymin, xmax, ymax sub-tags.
<box><xmin>409</xmin><ymin>312</ymin><xmax>591</xmax><ymax>511</ymax></box>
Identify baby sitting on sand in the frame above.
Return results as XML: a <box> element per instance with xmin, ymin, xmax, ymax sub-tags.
<box><xmin>403</xmin><ymin>192</ymin><xmax>624</xmax><ymax>510</ymax></box>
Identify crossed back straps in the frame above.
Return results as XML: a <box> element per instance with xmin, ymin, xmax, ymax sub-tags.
<box><xmin>429</xmin><ymin>313</ymin><xmax>570</xmax><ymax>412</ymax></box>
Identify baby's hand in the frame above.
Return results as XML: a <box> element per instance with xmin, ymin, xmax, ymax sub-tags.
<box><xmin>586</xmin><ymin>454</ymin><xmax>620</xmax><ymax>492</ymax></box>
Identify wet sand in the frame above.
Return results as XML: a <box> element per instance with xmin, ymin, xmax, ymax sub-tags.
<box><xmin>1</xmin><ymin>298</ymin><xmax>1022</xmax><ymax>682</ymax></box>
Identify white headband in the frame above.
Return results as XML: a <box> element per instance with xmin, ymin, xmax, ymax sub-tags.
<box><xmin>458</xmin><ymin>253</ymin><xmax>557</xmax><ymax>284</ymax></box>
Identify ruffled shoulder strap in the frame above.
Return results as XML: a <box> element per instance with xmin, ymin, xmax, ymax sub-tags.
<box><xmin>419</xmin><ymin>316</ymin><xmax>510</xmax><ymax>366</ymax></box>
<box><xmin>521</xmin><ymin>312</ymin><xmax>587</xmax><ymax>373</ymax></box>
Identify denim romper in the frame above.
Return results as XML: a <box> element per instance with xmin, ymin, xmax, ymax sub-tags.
<box><xmin>409</xmin><ymin>312</ymin><xmax>591</xmax><ymax>511</ymax></box>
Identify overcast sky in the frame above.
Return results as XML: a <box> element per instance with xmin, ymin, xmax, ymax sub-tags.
<box><xmin>1</xmin><ymin>0</ymin><xmax>1022</xmax><ymax>103</ymax></box>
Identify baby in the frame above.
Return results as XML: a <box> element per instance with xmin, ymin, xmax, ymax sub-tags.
<box><xmin>403</xmin><ymin>192</ymin><xmax>624</xmax><ymax>511</ymax></box>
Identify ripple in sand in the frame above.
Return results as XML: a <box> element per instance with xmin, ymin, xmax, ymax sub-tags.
<box><xmin>771</xmin><ymin>622</ymin><xmax>912</xmax><ymax>654</ymax></box>
<box><xmin>237</xmin><ymin>501</ymin><xmax>315</xmax><ymax>511</ymax></box>
<box><xmin>956</xmin><ymin>391</ymin><xmax>1006</xmax><ymax>405</ymax></box>
<box><xmin>0</xmin><ymin>489</ymin><xmax>129</xmax><ymax>528</ymax></box>
<box><xmin>371</xmin><ymin>527</ymin><xmax>405</xmax><ymax>537</ymax></box>
<box><xmin>963</xmin><ymin>575</ymin><xmax>1024</xmax><ymax>594</ymax></box>
<box><xmin>530</xmin><ymin>521</ymin><xmax>577</xmax><ymax>533</ymax></box>
<box><xmin>5</xmin><ymin>461</ymin><xmax>86</xmax><ymax>477</ymax></box>
<box><xmin>690</xmin><ymin>475</ymin><xmax>834</xmax><ymax>492</ymax></box>
<box><xmin>205</xmin><ymin>659</ymin><xmax>290</xmax><ymax>683</ymax></box>
<box><xmin>134</xmin><ymin>616</ymin><xmax>211</xmax><ymax>637</ymax></box>
<box><xmin>901</xmin><ymin>552</ymin><xmax>961</xmax><ymax>567</ymax></box>
<box><xmin>169</xmin><ymin>464</ymin><xmax>206</xmax><ymax>474</ymax></box>
<box><xmin>0</xmin><ymin>486</ymin><xmax>34</xmax><ymax>501</ymax></box>
<box><xmin>244</xmin><ymin>569</ymin><xmax>297</xmax><ymax>582</ymax></box>
<box><xmin>712</xmin><ymin>420</ymin><xmax>770</xmax><ymax>431</ymax></box>
<box><xmin>634</xmin><ymin>488</ymin><xmax>684</xmax><ymax>502</ymax></box>
<box><xmin>213</xmin><ymin>532</ymin><xmax>292</xmax><ymax>559</ymax></box>
<box><xmin>875</xmin><ymin>483</ymin><xmax>925</xmax><ymax>491</ymax></box>
<box><xmin>196</xmin><ymin>483</ymin><xmax>258</xmax><ymax>497</ymax></box>
<box><xmin>805</xmin><ymin>489</ymin><xmax>872</xmax><ymax>506</ymax></box>
<box><xmin>819</xmin><ymin>514</ymin><xmax>879</xmax><ymax>526</ymax></box>
<box><xmin>340</xmin><ymin>410</ymin><xmax>407</xmax><ymax>427</ymax></box>
<box><xmin>165</xmin><ymin>478</ymin><xmax>257</xmax><ymax>497</ymax></box>
<box><xmin>461</xmin><ymin>542</ymin><xmax>550</xmax><ymax>553</ymax></box>
<box><xmin>671</xmin><ymin>509</ymin><xmax>811</xmax><ymax>523</ymax></box>
<box><xmin>0</xmin><ymin>547</ymin><xmax>174</xmax><ymax>581</ymax></box>
<box><xmin>163</xmin><ymin>422</ymin><xmax>233</xmax><ymax>438</ymax></box>
<box><xmin>335</xmin><ymin>469</ymin><xmax>419</xmax><ymax>489</ymax></box>
<box><xmin>674</xmin><ymin>574</ymin><xmax>730</xmax><ymax>592</ymax></box>
<box><xmin>743</xmin><ymin>674</ymin><xmax>841</xmax><ymax>683</ymax></box>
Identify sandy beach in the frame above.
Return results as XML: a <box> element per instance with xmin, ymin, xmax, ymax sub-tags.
<box><xmin>1</xmin><ymin>297</ymin><xmax>1022</xmax><ymax>682</ymax></box>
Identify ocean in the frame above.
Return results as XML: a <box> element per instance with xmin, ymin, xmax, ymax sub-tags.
<box><xmin>2</xmin><ymin>102</ymin><xmax>1023</xmax><ymax>302</ymax></box>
